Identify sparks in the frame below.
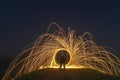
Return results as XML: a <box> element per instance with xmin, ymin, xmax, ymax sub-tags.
<box><xmin>2</xmin><ymin>22</ymin><xmax>120</xmax><ymax>80</ymax></box>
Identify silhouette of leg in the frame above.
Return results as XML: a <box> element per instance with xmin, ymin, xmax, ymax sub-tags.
<box><xmin>59</xmin><ymin>64</ymin><xmax>62</xmax><ymax>69</ymax></box>
<box><xmin>63</xmin><ymin>64</ymin><xmax>65</xmax><ymax>69</ymax></box>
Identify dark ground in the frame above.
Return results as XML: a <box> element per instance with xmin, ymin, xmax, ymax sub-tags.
<box><xmin>16</xmin><ymin>68</ymin><xmax>120</xmax><ymax>80</ymax></box>
<box><xmin>1</xmin><ymin>57</ymin><xmax>120</xmax><ymax>80</ymax></box>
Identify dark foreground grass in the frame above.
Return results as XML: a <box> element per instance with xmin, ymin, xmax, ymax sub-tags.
<box><xmin>16</xmin><ymin>68</ymin><xmax>120</xmax><ymax>80</ymax></box>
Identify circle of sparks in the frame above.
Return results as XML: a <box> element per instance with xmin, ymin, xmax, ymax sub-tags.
<box><xmin>2</xmin><ymin>22</ymin><xmax>120</xmax><ymax>80</ymax></box>
<box><xmin>55</xmin><ymin>50</ymin><xmax>70</xmax><ymax>68</ymax></box>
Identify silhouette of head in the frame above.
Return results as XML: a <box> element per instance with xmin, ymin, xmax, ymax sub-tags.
<box><xmin>55</xmin><ymin>50</ymin><xmax>70</xmax><ymax>67</ymax></box>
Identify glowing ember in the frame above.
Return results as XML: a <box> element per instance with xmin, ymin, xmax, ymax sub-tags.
<box><xmin>2</xmin><ymin>22</ymin><xmax>120</xmax><ymax>80</ymax></box>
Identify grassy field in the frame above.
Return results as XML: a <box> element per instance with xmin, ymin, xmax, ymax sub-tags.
<box><xmin>16</xmin><ymin>68</ymin><xmax>120</xmax><ymax>80</ymax></box>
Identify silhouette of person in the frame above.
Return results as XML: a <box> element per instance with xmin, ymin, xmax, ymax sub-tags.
<box><xmin>59</xmin><ymin>53</ymin><xmax>66</xmax><ymax>69</ymax></box>
<box><xmin>55</xmin><ymin>50</ymin><xmax>70</xmax><ymax>69</ymax></box>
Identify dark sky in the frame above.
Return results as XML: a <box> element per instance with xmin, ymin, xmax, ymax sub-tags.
<box><xmin>0</xmin><ymin>0</ymin><xmax>120</xmax><ymax>57</ymax></box>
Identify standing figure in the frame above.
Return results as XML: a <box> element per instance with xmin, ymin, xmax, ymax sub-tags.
<box><xmin>55</xmin><ymin>50</ymin><xmax>70</xmax><ymax>69</ymax></box>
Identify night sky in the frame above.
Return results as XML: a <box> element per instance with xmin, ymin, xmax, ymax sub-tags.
<box><xmin>0</xmin><ymin>0</ymin><xmax>120</xmax><ymax>57</ymax></box>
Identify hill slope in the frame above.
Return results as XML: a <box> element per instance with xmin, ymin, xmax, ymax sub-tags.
<box><xmin>16</xmin><ymin>68</ymin><xmax>120</xmax><ymax>80</ymax></box>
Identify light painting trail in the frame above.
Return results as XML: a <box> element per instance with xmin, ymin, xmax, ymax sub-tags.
<box><xmin>2</xmin><ymin>22</ymin><xmax>120</xmax><ymax>80</ymax></box>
